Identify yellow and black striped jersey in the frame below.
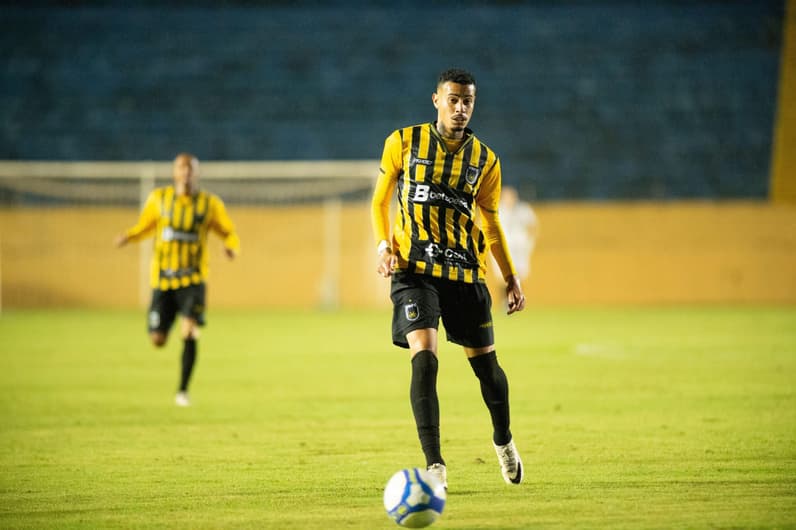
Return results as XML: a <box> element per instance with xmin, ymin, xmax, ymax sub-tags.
<box><xmin>123</xmin><ymin>186</ymin><xmax>240</xmax><ymax>290</ymax></box>
<box><xmin>372</xmin><ymin>122</ymin><xmax>516</xmax><ymax>283</ymax></box>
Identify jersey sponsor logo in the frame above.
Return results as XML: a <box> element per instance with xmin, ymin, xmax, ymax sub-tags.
<box><xmin>422</xmin><ymin>242</ymin><xmax>477</xmax><ymax>267</ymax></box>
<box><xmin>161</xmin><ymin>267</ymin><xmax>200</xmax><ymax>279</ymax></box>
<box><xmin>405</xmin><ymin>302</ymin><xmax>420</xmax><ymax>322</ymax></box>
<box><xmin>412</xmin><ymin>184</ymin><xmax>430</xmax><ymax>202</ymax></box>
<box><xmin>465</xmin><ymin>165</ymin><xmax>481</xmax><ymax>185</ymax></box>
<box><xmin>411</xmin><ymin>183</ymin><xmax>470</xmax><ymax>211</ymax></box>
<box><xmin>161</xmin><ymin>227</ymin><xmax>199</xmax><ymax>242</ymax></box>
<box><xmin>424</xmin><ymin>242</ymin><xmax>442</xmax><ymax>259</ymax></box>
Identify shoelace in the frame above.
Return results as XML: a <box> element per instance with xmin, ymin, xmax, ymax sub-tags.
<box><xmin>497</xmin><ymin>445</ymin><xmax>517</xmax><ymax>472</ymax></box>
<box><xmin>428</xmin><ymin>464</ymin><xmax>445</xmax><ymax>476</ymax></box>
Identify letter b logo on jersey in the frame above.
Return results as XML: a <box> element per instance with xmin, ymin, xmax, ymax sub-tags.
<box><xmin>413</xmin><ymin>184</ymin><xmax>430</xmax><ymax>203</ymax></box>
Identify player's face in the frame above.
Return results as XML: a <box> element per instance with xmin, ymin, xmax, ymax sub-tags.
<box><xmin>432</xmin><ymin>81</ymin><xmax>476</xmax><ymax>138</ymax></box>
<box><xmin>173</xmin><ymin>155</ymin><xmax>199</xmax><ymax>195</ymax></box>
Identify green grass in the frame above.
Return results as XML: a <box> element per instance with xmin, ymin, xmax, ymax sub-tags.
<box><xmin>0</xmin><ymin>306</ymin><xmax>794</xmax><ymax>529</ymax></box>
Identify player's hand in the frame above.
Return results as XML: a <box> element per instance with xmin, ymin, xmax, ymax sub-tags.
<box><xmin>377</xmin><ymin>249</ymin><xmax>397</xmax><ymax>278</ymax></box>
<box><xmin>113</xmin><ymin>233</ymin><xmax>128</xmax><ymax>248</ymax></box>
<box><xmin>505</xmin><ymin>274</ymin><xmax>526</xmax><ymax>315</ymax></box>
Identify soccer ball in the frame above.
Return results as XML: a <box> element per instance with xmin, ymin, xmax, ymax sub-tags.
<box><xmin>383</xmin><ymin>468</ymin><xmax>446</xmax><ymax>528</ymax></box>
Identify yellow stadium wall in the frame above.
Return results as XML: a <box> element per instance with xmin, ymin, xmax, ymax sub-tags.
<box><xmin>510</xmin><ymin>201</ymin><xmax>796</xmax><ymax>305</ymax></box>
<box><xmin>1</xmin><ymin>201</ymin><xmax>795</xmax><ymax>309</ymax></box>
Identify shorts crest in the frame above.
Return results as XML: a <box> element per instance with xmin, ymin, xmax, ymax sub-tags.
<box><xmin>148</xmin><ymin>310</ymin><xmax>161</xmax><ymax>329</ymax></box>
<box><xmin>405</xmin><ymin>302</ymin><xmax>420</xmax><ymax>322</ymax></box>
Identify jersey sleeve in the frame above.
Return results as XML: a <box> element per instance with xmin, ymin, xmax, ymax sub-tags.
<box><xmin>476</xmin><ymin>158</ymin><xmax>518</xmax><ymax>280</ymax></box>
<box><xmin>124</xmin><ymin>190</ymin><xmax>160</xmax><ymax>242</ymax></box>
<box><xmin>208</xmin><ymin>195</ymin><xmax>241</xmax><ymax>253</ymax></box>
<box><xmin>371</xmin><ymin>130</ymin><xmax>402</xmax><ymax>246</ymax></box>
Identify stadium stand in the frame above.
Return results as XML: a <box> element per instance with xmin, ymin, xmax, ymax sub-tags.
<box><xmin>0</xmin><ymin>1</ymin><xmax>785</xmax><ymax>201</ymax></box>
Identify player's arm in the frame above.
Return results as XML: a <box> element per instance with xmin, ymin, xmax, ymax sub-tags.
<box><xmin>477</xmin><ymin>159</ymin><xmax>516</xmax><ymax>280</ymax></box>
<box><xmin>208</xmin><ymin>195</ymin><xmax>241</xmax><ymax>259</ymax></box>
<box><xmin>477</xmin><ymin>160</ymin><xmax>526</xmax><ymax>314</ymax></box>
<box><xmin>372</xmin><ymin>131</ymin><xmax>401</xmax><ymax>277</ymax></box>
<box><xmin>114</xmin><ymin>191</ymin><xmax>159</xmax><ymax>247</ymax></box>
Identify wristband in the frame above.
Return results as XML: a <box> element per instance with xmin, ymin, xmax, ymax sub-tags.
<box><xmin>377</xmin><ymin>240</ymin><xmax>391</xmax><ymax>256</ymax></box>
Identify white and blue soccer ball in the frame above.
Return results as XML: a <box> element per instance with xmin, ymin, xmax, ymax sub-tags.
<box><xmin>383</xmin><ymin>468</ymin><xmax>446</xmax><ymax>528</ymax></box>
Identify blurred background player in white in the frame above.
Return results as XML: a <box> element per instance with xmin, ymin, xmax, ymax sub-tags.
<box><xmin>498</xmin><ymin>186</ymin><xmax>538</xmax><ymax>283</ymax></box>
<box><xmin>114</xmin><ymin>153</ymin><xmax>240</xmax><ymax>407</ymax></box>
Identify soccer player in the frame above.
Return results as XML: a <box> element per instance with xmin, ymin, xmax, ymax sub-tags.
<box><xmin>497</xmin><ymin>185</ymin><xmax>538</xmax><ymax>285</ymax></box>
<box><xmin>371</xmin><ymin>68</ymin><xmax>526</xmax><ymax>489</ymax></box>
<box><xmin>115</xmin><ymin>153</ymin><xmax>240</xmax><ymax>407</ymax></box>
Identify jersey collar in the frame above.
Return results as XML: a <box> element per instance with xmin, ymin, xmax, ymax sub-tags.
<box><xmin>429</xmin><ymin>121</ymin><xmax>474</xmax><ymax>154</ymax></box>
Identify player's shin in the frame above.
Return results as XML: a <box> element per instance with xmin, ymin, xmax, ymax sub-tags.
<box><xmin>410</xmin><ymin>350</ymin><xmax>444</xmax><ymax>466</ymax></box>
<box><xmin>469</xmin><ymin>351</ymin><xmax>512</xmax><ymax>446</ymax></box>
<box><xmin>179</xmin><ymin>338</ymin><xmax>197</xmax><ymax>392</ymax></box>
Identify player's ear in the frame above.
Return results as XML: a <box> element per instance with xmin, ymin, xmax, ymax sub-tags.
<box><xmin>431</xmin><ymin>92</ymin><xmax>439</xmax><ymax>109</ymax></box>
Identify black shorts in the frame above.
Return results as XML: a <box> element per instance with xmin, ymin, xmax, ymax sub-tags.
<box><xmin>148</xmin><ymin>283</ymin><xmax>206</xmax><ymax>334</ymax></box>
<box><xmin>390</xmin><ymin>272</ymin><xmax>494</xmax><ymax>349</ymax></box>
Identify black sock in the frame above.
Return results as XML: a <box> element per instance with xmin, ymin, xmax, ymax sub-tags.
<box><xmin>179</xmin><ymin>338</ymin><xmax>197</xmax><ymax>392</ymax></box>
<box><xmin>469</xmin><ymin>351</ymin><xmax>512</xmax><ymax>446</ymax></box>
<box><xmin>410</xmin><ymin>350</ymin><xmax>444</xmax><ymax>467</ymax></box>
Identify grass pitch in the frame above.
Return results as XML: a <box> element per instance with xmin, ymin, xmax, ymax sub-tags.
<box><xmin>0</xmin><ymin>306</ymin><xmax>794</xmax><ymax>529</ymax></box>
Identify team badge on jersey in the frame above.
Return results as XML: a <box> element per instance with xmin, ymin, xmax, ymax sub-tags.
<box><xmin>465</xmin><ymin>165</ymin><xmax>481</xmax><ymax>185</ymax></box>
<box><xmin>405</xmin><ymin>303</ymin><xmax>420</xmax><ymax>322</ymax></box>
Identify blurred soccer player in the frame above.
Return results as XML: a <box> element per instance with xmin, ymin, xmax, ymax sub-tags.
<box><xmin>115</xmin><ymin>153</ymin><xmax>240</xmax><ymax>407</ymax></box>
<box><xmin>497</xmin><ymin>185</ymin><xmax>538</xmax><ymax>284</ymax></box>
<box><xmin>371</xmin><ymin>68</ymin><xmax>526</xmax><ymax>489</ymax></box>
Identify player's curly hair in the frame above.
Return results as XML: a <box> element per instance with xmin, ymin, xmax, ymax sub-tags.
<box><xmin>437</xmin><ymin>68</ymin><xmax>476</xmax><ymax>88</ymax></box>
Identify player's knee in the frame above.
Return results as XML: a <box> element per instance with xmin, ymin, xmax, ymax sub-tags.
<box><xmin>407</xmin><ymin>328</ymin><xmax>437</xmax><ymax>354</ymax></box>
<box><xmin>180</xmin><ymin>319</ymin><xmax>200</xmax><ymax>341</ymax></box>
<box><xmin>150</xmin><ymin>332</ymin><xmax>167</xmax><ymax>347</ymax></box>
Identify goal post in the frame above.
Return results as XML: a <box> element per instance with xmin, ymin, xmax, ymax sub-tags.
<box><xmin>0</xmin><ymin>160</ymin><xmax>378</xmax><ymax>179</ymax></box>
